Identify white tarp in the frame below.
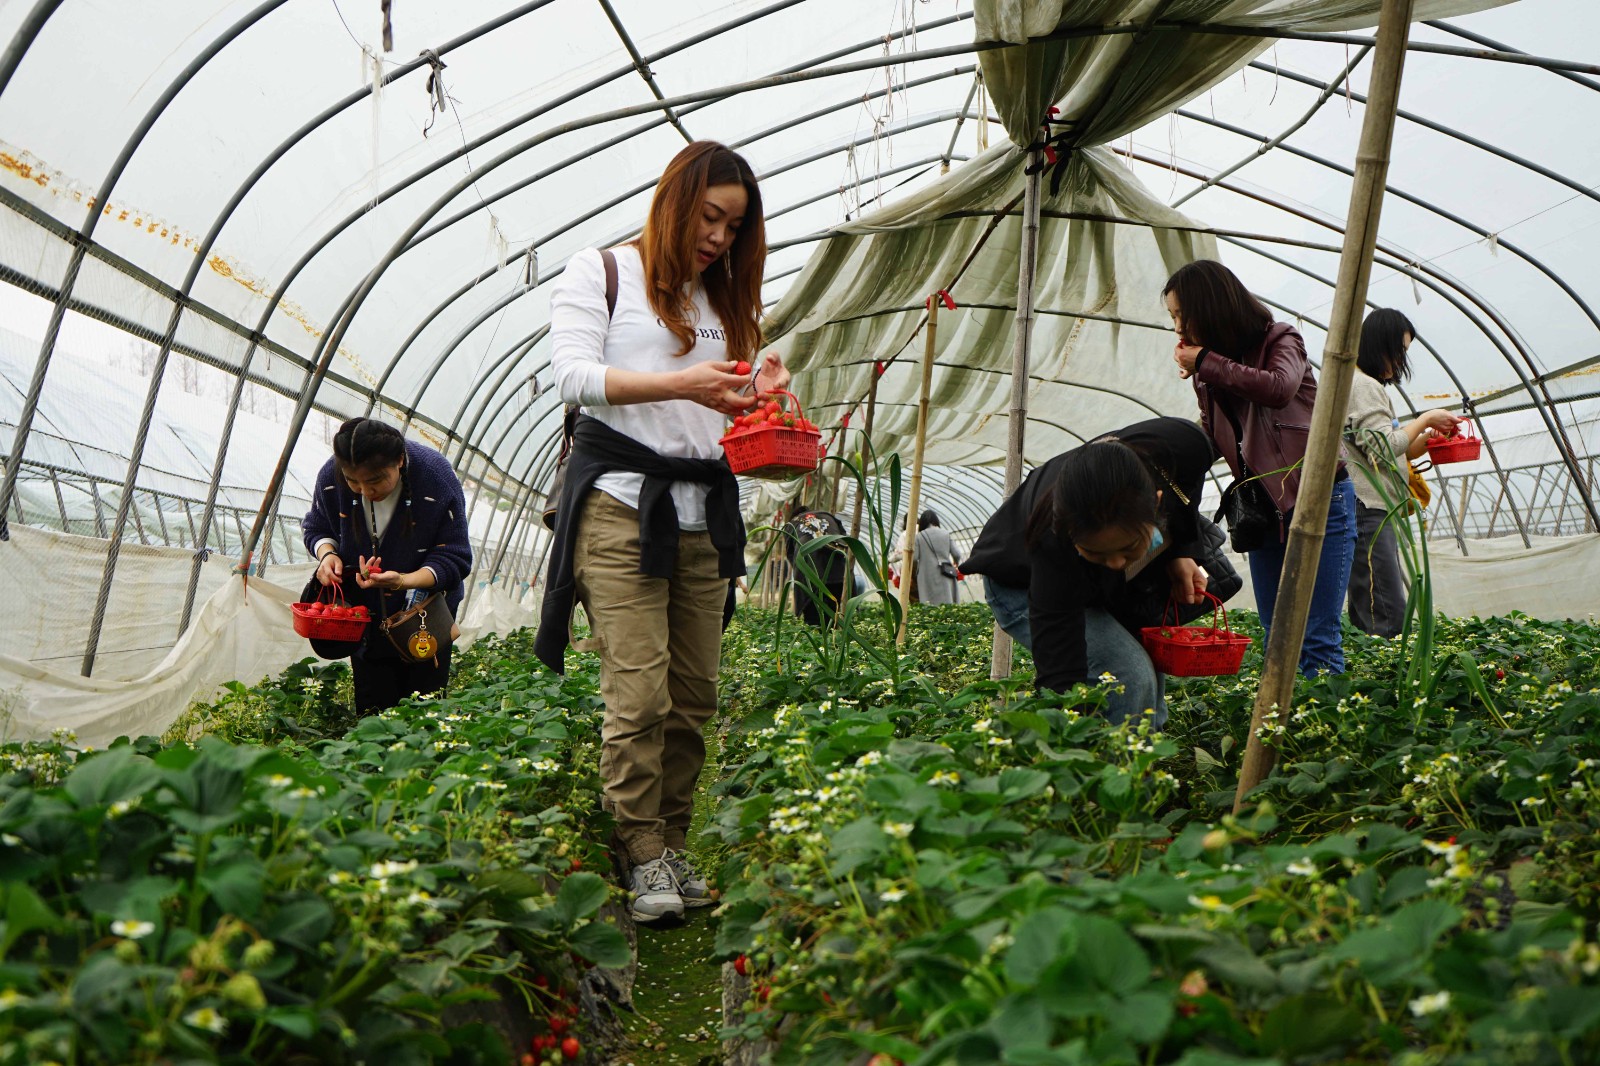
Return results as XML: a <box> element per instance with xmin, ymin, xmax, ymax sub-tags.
<box><xmin>1223</xmin><ymin>532</ymin><xmax>1600</xmax><ymax>626</ymax></box>
<box><xmin>0</xmin><ymin>524</ymin><xmax>537</xmax><ymax>745</ymax></box>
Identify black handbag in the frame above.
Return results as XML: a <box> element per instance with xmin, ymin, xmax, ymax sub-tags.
<box><xmin>938</xmin><ymin>560</ymin><xmax>958</xmax><ymax>580</ymax></box>
<box><xmin>1209</xmin><ymin>394</ymin><xmax>1282</xmax><ymax>554</ymax></box>
<box><xmin>1191</xmin><ymin>514</ymin><xmax>1243</xmax><ymax>611</ymax></box>
<box><xmin>379</xmin><ymin>591</ymin><xmax>455</xmax><ymax>665</ymax></box>
<box><xmin>542</xmin><ymin>249</ymin><xmax>620</xmax><ymax>532</ymax></box>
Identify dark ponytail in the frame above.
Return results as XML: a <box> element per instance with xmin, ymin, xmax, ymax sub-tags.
<box><xmin>333</xmin><ymin>417</ymin><xmax>414</xmax><ymax>535</ymax></box>
<box><xmin>1038</xmin><ymin>440</ymin><xmax>1163</xmax><ymax>545</ymax></box>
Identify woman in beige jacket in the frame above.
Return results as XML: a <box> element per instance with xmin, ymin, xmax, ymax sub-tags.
<box><xmin>1343</xmin><ymin>309</ymin><xmax>1462</xmax><ymax>637</ymax></box>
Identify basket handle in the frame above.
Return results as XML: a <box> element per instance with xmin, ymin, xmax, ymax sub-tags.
<box><xmin>1164</xmin><ymin>589</ymin><xmax>1230</xmax><ymax>632</ymax></box>
<box><xmin>318</xmin><ymin>580</ymin><xmax>349</xmax><ymax>607</ymax></box>
<box><xmin>760</xmin><ymin>388</ymin><xmax>809</xmax><ymax>425</ymax></box>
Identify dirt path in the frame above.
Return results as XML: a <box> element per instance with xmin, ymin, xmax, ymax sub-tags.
<box><xmin>610</xmin><ymin>721</ymin><xmax>734</xmax><ymax>1065</ymax></box>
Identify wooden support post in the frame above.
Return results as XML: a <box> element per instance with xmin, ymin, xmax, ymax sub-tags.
<box><xmin>991</xmin><ymin>150</ymin><xmax>1042</xmax><ymax>680</ymax></box>
<box><xmin>897</xmin><ymin>298</ymin><xmax>940</xmax><ymax>646</ymax></box>
<box><xmin>1235</xmin><ymin>0</ymin><xmax>1416</xmax><ymax>813</ymax></box>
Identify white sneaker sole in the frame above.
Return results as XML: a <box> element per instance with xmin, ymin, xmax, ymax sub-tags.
<box><xmin>679</xmin><ymin>893</ymin><xmax>715</xmax><ymax>908</ymax></box>
<box><xmin>630</xmin><ymin>902</ymin><xmax>685</xmax><ymax>923</ymax></box>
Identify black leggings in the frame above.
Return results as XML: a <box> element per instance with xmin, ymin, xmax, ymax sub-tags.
<box><xmin>352</xmin><ymin>644</ymin><xmax>452</xmax><ymax>713</ymax></box>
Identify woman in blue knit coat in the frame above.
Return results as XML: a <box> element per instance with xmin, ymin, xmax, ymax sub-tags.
<box><xmin>302</xmin><ymin>418</ymin><xmax>473</xmax><ymax>712</ymax></box>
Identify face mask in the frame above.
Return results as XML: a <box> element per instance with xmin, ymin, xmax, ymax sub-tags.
<box><xmin>1147</xmin><ymin>527</ymin><xmax>1164</xmax><ymax>554</ymax></box>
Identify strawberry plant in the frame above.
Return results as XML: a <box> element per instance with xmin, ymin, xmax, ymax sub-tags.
<box><xmin>710</xmin><ymin>604</ymin><xmax>1600</xmax><ymax>1065</ymax></box>
<box><xmin>0</xmin><ymin>631</ymin><xmax>626</xmax><ymax>1065</ymax></box>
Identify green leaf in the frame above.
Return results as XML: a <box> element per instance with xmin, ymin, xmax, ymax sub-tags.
<box><xmin>473</xmin><ymin>870</ymin><xmax>547</xmax><ymax>903</ymax></box>
<box><xmin>842</xmin><ymin>1031</ymin><xmax>924</xmax><ymax>1060</ymax></box>
<box><xmin>199</xmin><ymin>853</ymin><xmax>267</xmax><ymax>919</ymax></box>
<box><xmin>263</xmin><ymin>1007</ymin><xmax>316</xmax><ymax>1039</ymax></box>
<box><xmin>265</xmin><ymin>898</ymin><xmax>335</xmax><ymax>953</ymax></box>
<box><xmin>63</xmin><ymin>748</ymin><xmax>161</xmax><ymax>811</ymax></box>
<box><xmin>552</xmin><ymin>872</ymin><xmax>609</xmax><ymax>924</ymax></box>
<box><xmin>988</xmin><ymin>994</ymin><xmax>1051</xmax><ymax>1052</ymax></box>
<box><xmin>1259</xmin><ymin>994</ymin><xmax>1364</xmax><ymax>1056</ymax></box>
<box><xmin>1114</xmin><ymin>989</ymin><xmax>1174</xmax><ymax>1044</ymax></box>
<box><xmin>77</xmin><ymin>876</ymin><xmax>178</xmax><ymax>924</ymax></box>
<box><xmin>1171</xmin><ymin>1052</ymin><xmax>1280</xmax><ymax>1066</ymax></box>
<box><xmin>1074</xmin><ymin>915</ymin><xmax>1150</xmax><ymax>997</ymax></box>
<box><xmin>396</xmin><ymin>958</ymin><xmax>453</xmax><ymax>995</ymax></box>
<box><xmin>1005</xmin><ymin>909</ymin><xmax>1079</xmax><ymax>986</ymax></box>
<box><xmin>1388</xmin><ymin>897</ymin><xmax>1463</xmax><ymax>955</ymax></box>
<box><xmin>434</xmin><ymin>929</ymin><xmax>502</xmax><ymax>963</ymax></box>
<box><xmin>1380</xmin><ymin>865</ymin><xmax>1432</xmax><ymax>909</ymax></box>
<box><xmin>829</xmin><ymin>817</ymin><xmax>888</xmax><ymax>876</ymax></box>
<box><xmin>70</xmin><ymin>952</ymin><xmax>135</xmax><ymax>1009</ymax></box>
<box><xmin>0</xmin><ymin>882</ymin><xmax>62</xmax><ymax>956</ymax></box>
<box><xmin>569</xmin><ymin>921</ymin><xmax>630</xmax><ymax>969</ymax></box>
<box><xmin>998</xmin><ymin>769</ymin><xmax>1051</xmax><ymax>803</ymax></box>
<box><xmin>714</xmin><ymin>899</ymin><xmax>765</xmax><ymax>956</ymax></box>
<box><xmin>1193</xmin><ymin>938</ymin><xmax>1277</xmax><ymax>992</ymax></box>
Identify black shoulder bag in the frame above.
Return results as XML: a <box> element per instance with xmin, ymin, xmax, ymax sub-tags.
<box><xmin>1208</xmin><ymin>392</ymin><xmax>1282</xmax><ymax>555</ymax></box>
<box><xmin>542</xmin><ymin>248</ymin><xmax>620</xmax><ymax>531</ymax></box>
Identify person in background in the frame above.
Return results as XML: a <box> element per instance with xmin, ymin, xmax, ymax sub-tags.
<box><xmin>913</xmin><ymin>509</ymin><xmax>961</xmax><ymax>605</ymax></box>
<box><xmin>784</xmin><ymin>509</ymin><xmax>851</xmax><ymax>626</ymax></box>
<box><xmin>303</xmin><ymin>417</ymin><xmax>472</xmax><ymax>713</ymax></box>
<box><xmin>1164</xmin><ymin>259</ymin><xmax>1356</xmax><ymax>676</ymax></box>
<box><xmin>537</xmin><ymin>141</ymin><xmax>789</xmax><ymax>924</ymax></box>
<box><xmin>963</xmin><ymin>418</ymin><xmax>1212</xmax><ymax>729</ymax></box>
<box><xmin>1343</xmin><ymin>308</ymin><xmax>1462</xmax><ymax>637</ymax></box>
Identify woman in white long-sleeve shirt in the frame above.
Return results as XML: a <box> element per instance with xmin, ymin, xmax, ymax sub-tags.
<box><xmin>544</xmin><ymin>141</ymin><xmax>788</xmax><ymax>925</ymax></box>
<box><xmin>1343</xmin><ymin>309</ymin><xmax>1461</xmax><ymax>637</ymax></box>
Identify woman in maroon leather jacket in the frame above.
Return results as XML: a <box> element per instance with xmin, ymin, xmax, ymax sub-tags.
<box><xmin>1161</xmin><ymin>260</ymin><xmax>1357</xmax><ymax>675</ymax></box>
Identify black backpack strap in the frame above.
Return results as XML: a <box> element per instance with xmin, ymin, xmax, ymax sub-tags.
<box><xmin>599</xmin><ymin>248</ymin><xmax>618</xmax><ymax>320</ymax></box>
<box><xmin>563</xmin><ymin>249</ymin><xmax>619</xmax><ymax>450</ymax></box>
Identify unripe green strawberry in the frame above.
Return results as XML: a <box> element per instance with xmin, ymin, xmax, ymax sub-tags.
<box><xmin>221</xmin><ymin>971</ymin><xmax>267</xmax><ymax>1010</ymax></box>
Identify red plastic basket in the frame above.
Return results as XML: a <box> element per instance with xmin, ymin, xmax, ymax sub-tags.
<box><xmin>291</xmin><ymin>581</ymin><xmax>370</xmax><ymax>642</ymax></box>
<box><xmin>1139</xmin><ymin>592</ymin><xmax>1252</xmax><ymax>677</ymax></box>
<box><xmin>720</xmin><ymin>389</ymin><xmax>822</xmax><ymax>480</ymax></box>
<box><xmin>1425</xmin><ymin>420</ymin><xmax>1481</xmax><ymax>465</ymax></box>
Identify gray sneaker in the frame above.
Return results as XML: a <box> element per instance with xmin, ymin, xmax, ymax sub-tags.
<box><xmin>628</xmin><ymin>858</ymin><xmax>684</xmax><ymax>923</ymax></box>
<box><xmin>663</xmin><ymin>848</ymin><xmax>714</xmax><ymax>908</ymax></box>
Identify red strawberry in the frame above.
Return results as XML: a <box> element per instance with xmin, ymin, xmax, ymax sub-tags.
<box><xmin>561</xmin><ymin>1037</ymin><xmax>581</xmax><ymax>1060</ymax></box>
<box><xmin>734</xmin><ymin>954</ymin><xmax>748</xmax><ymax>976</ymax></box>
<box><xmin>549</xmin><ymin>1015</ymin><xmax>568</xmax><ymax>1035</ymax></box>
<box><xmin>734</xmin><ymin>361</ymin><xmax>751</xmax><ymax>376</ymax></box>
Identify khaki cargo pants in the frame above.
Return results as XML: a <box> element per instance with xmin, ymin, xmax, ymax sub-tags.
<box><xmin>573</xmin><ymin>492</ymin><xmax>726</xmax><ymax>865</ymax></box>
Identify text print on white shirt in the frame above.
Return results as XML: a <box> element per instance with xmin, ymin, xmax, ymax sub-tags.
<box><xmin>654</xmin><ymin>316</ymin><xmax>726</xmax><ymax>342</ymax></box>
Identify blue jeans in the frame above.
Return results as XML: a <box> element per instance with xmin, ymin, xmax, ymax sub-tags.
<box><xmin>1248</xmin><ymin>475</ymin><xmax>1358</xmax><ymax>675</ymax></box>
<box><xmin>983</xmin><ymin>577</ymin><xmax>1167</xmax><ymax>729</ymax></box>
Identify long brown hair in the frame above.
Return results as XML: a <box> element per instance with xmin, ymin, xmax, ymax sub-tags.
<box><xmin>636</xmin><ymin>141</ymin><xmax>765</xmax><ymax>362</ymax></box>
<box><xmin>1161</xmin><ymin>259</ymin><xmax>1273</xmax><ymax>359</ymax></box>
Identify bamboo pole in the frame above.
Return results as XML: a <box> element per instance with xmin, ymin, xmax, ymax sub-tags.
<box><xmin>1234</xmin><ymin>0</ymin><xmax>1416</xmax><ymax>813</ymax></box>
<box><xmin>991</xmin><ymin>152</ymin><xmax>1042</xmax><ymax>680</ymax></box>
<box><xmin>896</xmin><ymin>298</ymin><xmax>940</xmax><ymax>646</ymax></box>
<box><xmin>849</xmin><ymin>366</ymin><xmax>880</xmax><ymax>541</ymax></box>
